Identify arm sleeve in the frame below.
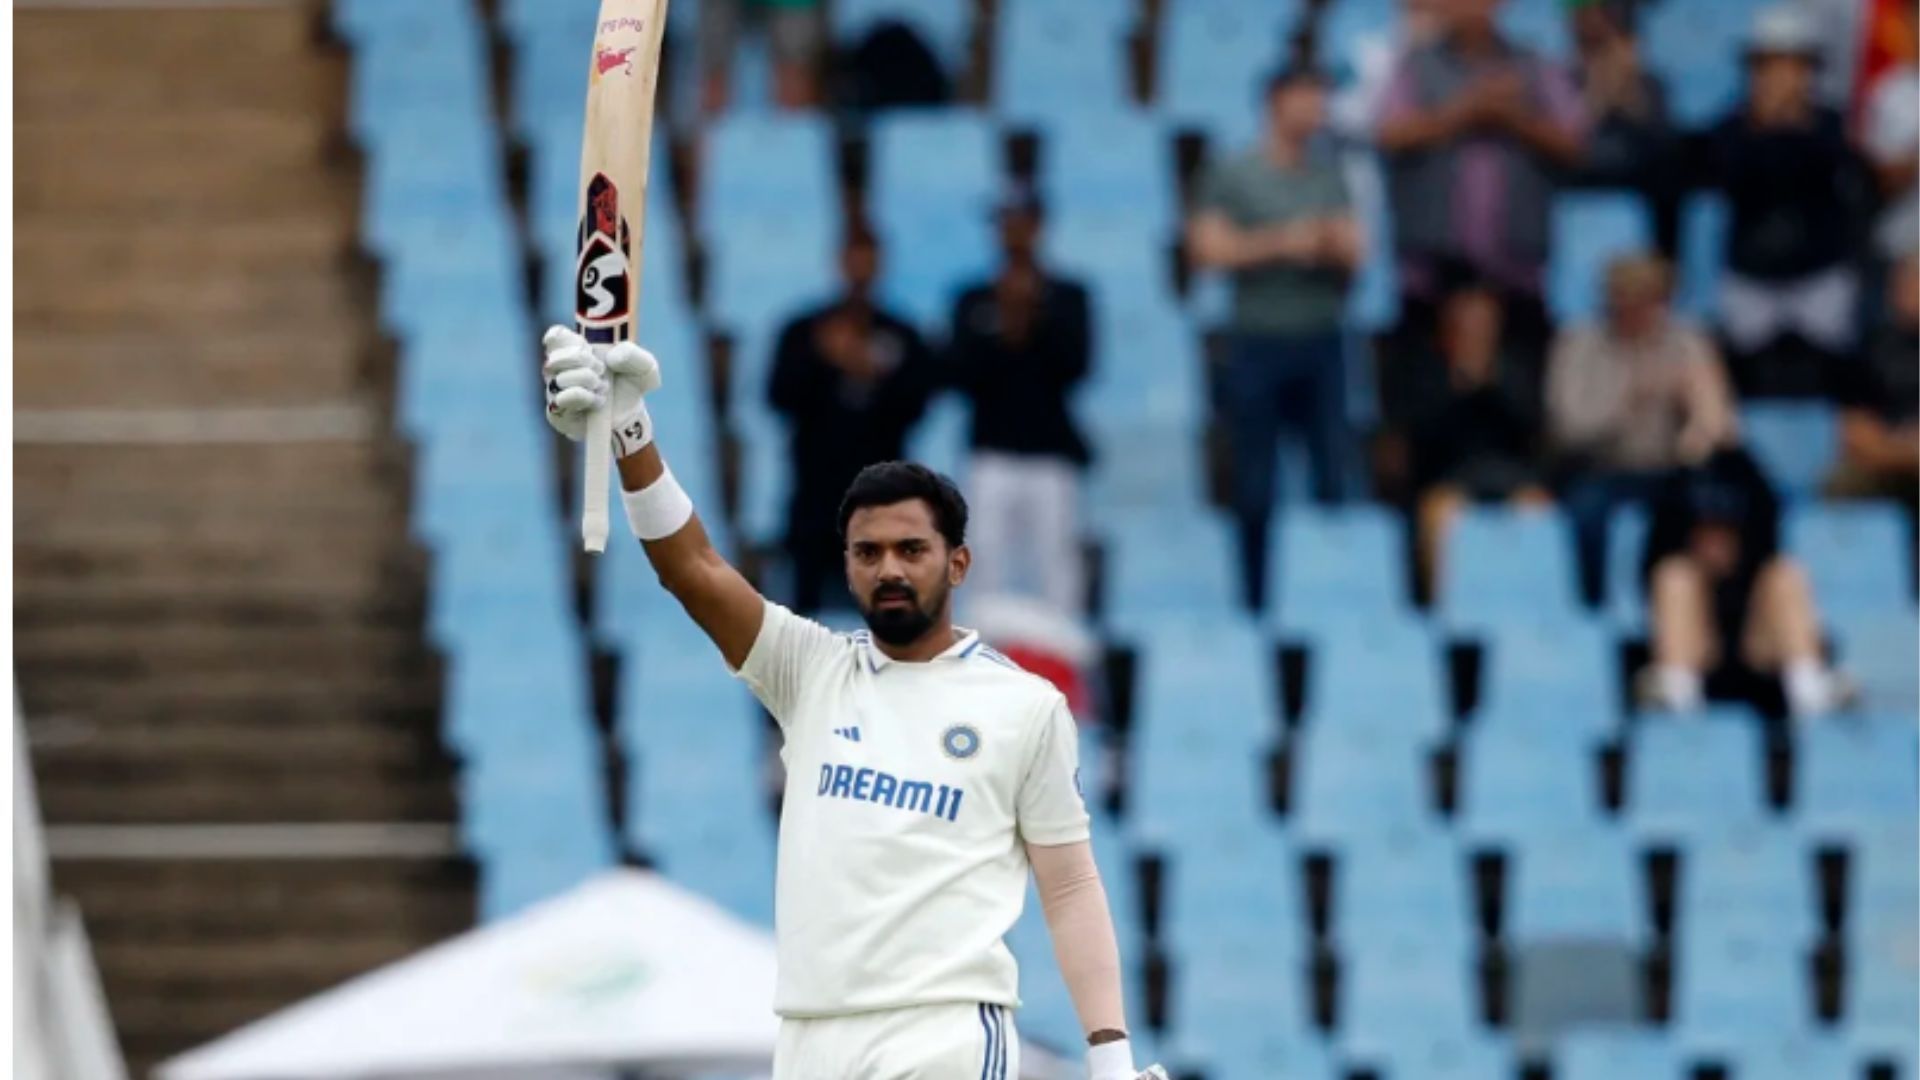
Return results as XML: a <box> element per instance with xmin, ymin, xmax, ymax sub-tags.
<box><xmin>1016</xmin><ymin>695</ymin><xmax>1092</xmax><ymax>845</ymax></box>
<box><xmin>1028</xmin><ymin>839</ymin><xmax>1128</xmax><ymax>1038</ymax></box>
<box><xmin>730</xmin><ymin>599</ymin><xmax>843</xmax><ymax>727</ymax></box>
<box><xmin>1545</xmin><ymin>328</ymin><xmax>1628</xmax><ymax>452</ymax></box>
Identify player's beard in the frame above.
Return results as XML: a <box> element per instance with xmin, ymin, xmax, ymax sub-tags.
<box><xmin>860</xmin><ymin>578</ymin><xmax>947</xmax><ymax>646</ymax></box>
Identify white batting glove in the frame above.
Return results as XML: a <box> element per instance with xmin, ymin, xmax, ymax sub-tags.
<box><xmin>541</xmin><ymin>325</ymin><xmax>662</xmax><ymax>459</ymax></box>
<box><xmin>1088</xmin><ymin>1040</ymin><xmax>1169</xmax><ymax>1080</ymax></box>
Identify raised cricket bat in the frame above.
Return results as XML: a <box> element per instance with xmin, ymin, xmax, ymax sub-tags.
<box><xmin>575</xmin><ymin>0</ymin><xmax>669</xmax><ymax>553</ymax></box>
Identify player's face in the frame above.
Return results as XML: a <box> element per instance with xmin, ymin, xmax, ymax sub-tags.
<box><xmin>845</xmin><ymin>500</ymin><xmax>969</xmax><ymax>646</ymax></box>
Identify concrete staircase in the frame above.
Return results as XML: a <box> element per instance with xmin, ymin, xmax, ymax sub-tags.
<box><xmin>15</xmin><ymin>4</ymin><xmax>475</xmax><ymax>1073</ymax></box>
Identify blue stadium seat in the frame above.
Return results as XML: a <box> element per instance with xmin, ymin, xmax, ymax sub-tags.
<box><xmin>1270</xmin><ymin>506</ymin><xmax>1409</xmax><ymax>628</ymax></box>
<box><xmin>1440</xmin><ymin>507</ymin><xmax>1584</xmax><ymax>627</ymax></box>
<box><xmin>876</xmin><ymin>213</ymin><xmax>996</xmax><ymax>330</ymax></box>
<box><xmin>1848</xmin><ymin>945</ymin><xmax>1920</xmax><ymax>1053</ymax></box>
<box><xmin>1333</xmin><ymin>826</ymin><xmax>1471</xmax><ymax>951</ymax></box>
<box><xmin>1833</xmin><ymin>611</ymin><xmax>1920</xmax><ymax>717</ymax></box>
<box><xmin>650</xmin><ymin>816</ymin><xmax>778</xmax><ymax>927</ymax></box>
<box><xmin>1672</xmin><ymin>931</ymin><xmax>1812</xmax><ymax>1052</ymax></box>
<box><xmin>1497</xmin><ymin>0</ymin><xmax>1572</xmax><ymax>56</ymax></box>
<box><xmin>1677</xmin><ymin>826</ymin><xmax>1819</xmax><ymax>949</ymax></box>
<box><xmin>1549</xmin><ymin>192</ymin><xmax>1656</xmax><ymax>323</ymax></box>
<box><xmin>1336</xmin><ymin>934</ymin><xmax>1481</xmax><ymax>1062</ymax></box>
<box><xmin>1557</xmin><ymin>1029</ymin><xmax>1679</xmax><ymax>1080</ymax></box>
<box><xmin>1736</xmin><ymin>1034</ymin><xmax>1859</xmax><ymax>1080</ymax></box>
<box><xmin>830</xmin><ymin>0</ymin><xmax>972</xmax><ymax>73</ymax></box>
<box><xmin>1129</xmin><ymin>619</ymin><xmax>1277</xmax><ymax>745</ymax></box>
<box><xmin>1626</xmin><ymin>711</ymin><xmax>1767</xmax><ymax>840</ymax></box>
<box><xmin>1506</xmin><ymin>825</ymin><xmax>1645</xmax><ymax>944</ymax></box>
<box><xmin>907</xmin><ymin>391</ymin><xmax>969</xmax><ymax>480</ymax></box>
<box><xmin>1037</xmin><ymin>109</ymin><xmax>1175</xmax><ymax>233</ymax></box>
<box><xmin>1043</xmin><ymin>212</ymin><xmax>1167</xmax><ymax>303</ymax></box>
<box><xmin>1293</xmin><ymin>724</ymin><xmax>1434</xmax><ymax>843</ymax></box>
<box><xmin>1605</xmin><ymin>504</ymin><xmax>1650</xmax><ymax>628</ymax></box>
<box><xmin>1127</xmin><ymin>741</ymin><xmax>1274</xmax><ymax>847</ymax></box>
<box><xmin>1797</xmin><ymin>716</ymin><xmax>1920</xmax><ymax>841</ymax></box>
<box><xmin>871</xmin><ymin>109</ymin><xmax>999</xmax><ymax>224</ymax></box>
<box><xmin>995</xmin><ymin>2</ymin><xmax>1132</xmax><ymax>123</ymax></box>
<box><xmin>1850</xmin><ymin>826</ymin><xmax>1920</xmax><ymax>943</ymax></box>
<box><xmin>1475</xmin><ymin>616</ymin><xmax>1621</xmax><ymax>719</ymax></box>
<box><xmin>698</xmin><ymin>113</ymin><xmax>841</xmax><ymax>241</ymax></box>
<box><xmin>1642</xmin><ymin>0</ymin><xmax>1769</xmax><ymax>128</ymax></box>
<box><xmin>1165</xmin><ymin>950</ymin><xmax>1322</xmax><ymax>1079</ymax></box>
<box><xmin>335</xmin><ymin>0</ymin><xmax>479</xmax><ymax>43</ymax></box>
<box><xmin>1102</xmin><ymin>512</ymin><xmax>1242</xmax><ymax>626</ymax></box>
<box><xmin>1160</xmin><ymin>828</ymin><xmax>1303</xmax><ymax>957</ymax></box>
<box><xmin>1741</xmin><ymin>402</ymin><xmax>1839</xmax><ymax>501</ymax></box>
<box><xmin>1378</xmin><ymin>1036</ymin><xmax>1517</xmax><ymax>1080</ymax></box>
<box><xmin>1460</xmin><ymin>729</ymin><xmax>1605</xmax><ymax>843</ymax></box>
<box><xmin>1345</xmin><ymin>150</ymin><xmax>1402</xmax><ymax>333</ymax></box>
<box><xmin>1786</xmin><ymin>503</ymin><xmax>1915</xmax><ymax>616</ymax></box>
<box><xmin>705</xmin><ymin>221</ymin><xmax>838</xmax><ymax>335</ymax></box>
<box><xmin>1676</xmin><ymin>194</ymin><xmax>1729</xmax><ymax>319</ymax></box>
<box><xmin>1319</xmin><ymin>0</ymin><xmax>1400</xmax><ymax>76</ymax></box>
<box><xmin>1160</xmin><ymin>1</ymin><xmax>1298</xmax><ymax>143</ymax></box>
<box><xmin>1301</xmin><ymin>617</ymin><xmax>1447</xmax><ymax>739</ymax></box>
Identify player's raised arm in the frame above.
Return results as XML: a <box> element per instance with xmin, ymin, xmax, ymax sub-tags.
<box><xmin>543</xmin><ymin>327</ymin><xmax>765</xmax><ymax>668</ymax></box>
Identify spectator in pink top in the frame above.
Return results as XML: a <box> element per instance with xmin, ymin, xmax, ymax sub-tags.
<box><xmin>1374</xmin><ymin>0</ymin><xmax>1587</xmax><ymax>375</ymax></box>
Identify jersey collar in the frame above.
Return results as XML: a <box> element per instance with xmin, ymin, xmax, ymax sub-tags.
<box><xmin>858</xmin><ymin>627</ymin><xmax>982</xmax><ymax>672</ymax></box>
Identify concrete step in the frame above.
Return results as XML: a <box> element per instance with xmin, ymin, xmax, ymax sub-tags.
<box><xmin>16</xmin><ymin>121</ymin><xmax>352</xmax><ymax>216</ymax></box>
<box><xmin>17</xmin><ymin>266</ymin><xmax>365</xmax><ymax>326</ymax></box>
<box><xmin>13</xmin><ymin>576</ymin><xmax>426</xmax><ymax>633</ymax></box>
<box><xmin>15</xmin><ymin>623</ymin><xmax>432</xmax><ymax>680</ymax></box>
<box><xmin>13</xmin><ymin>334</ymin><xmax>375</xmax><ymax>409</ymax></box>
<box><xmin>21</xmin><ymin>678</ymin><xmax>441</xmax><ymax>730</ymax></box>
<box><xmin>17</xmin><ymin>527</ymin><xmax>419</xmax><ymax>581</ymax></box>
<box><xmin>37</xmin><ymin>765</ymin><xmax>460</xmax><ymax>825</ymax></box>
<box><xmin>15</xmin><ymin>441</ymin><xmax>410</xmax><ymax>494</ymax></box>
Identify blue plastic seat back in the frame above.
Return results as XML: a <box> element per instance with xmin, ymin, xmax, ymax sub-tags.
<box><xmin>1440</xmin><ymin>507</ymin><xmax>1583</xmax><ymax>626</ymax></box>
<box><xmin>1641</xmin><ymin>0</ymin><xmax>1770</xmax><ymax>128</ymax></box>
<box><xmin>1507</xmin><ymin>824</ymin><xmax>1645</xmax><ymax>944</ymax></box>
<box><xmin>1678</xmin><ymin>825</ymin><xmax>1819</xmax><ymax>948</ymax></box>
<box><xmin>1786</xmin><ymin>503</ymin><xmax>1915</xmax><ymax>616</ymax></box>
<box><xmin>1294</xmin><ymin>725</ymin><xmax>1434</xmax><ymax>843</ymax></box>
<box><xmin>1797</xmin><ymin>716</ymin><xmax>1920</xmax><ymax>840</ymax></box>
<box><xmin>1037</xmin><ymin>109</ymin><xmax>1175</xmax><ymax>231</ymax></box>
<box><xmin>1833</xmin><ymin>611</ymin><xmax>1920</xmax><ymax>718</ymax></box>
<box><xmin>1333</xmin><ymin>826</ymin><xmax>1471</xmax><ymax>950</ymax></box>
<box><xmin>699</xmin><ymin>113</ymin><xmax>841</xmax><ymax>241</ymax></box>
<box><xmin>1302</xmin><ymin>617</ymin><xmax>1447</xmax><ymax>739</ymax></box>
<box><xmin>1741</xmin><ymin>402</ymin><xmax>1839</xmax><ymax>501</ymax></box>
<box><xmin>1549</xmin><ymin>192</ymin><xmax>1656</xmax><ymax>322</ymax></box>
<box><xmin>1460</xmin><ymin>729</ymin><xmax>1605</xmax><ymax>843</ymax></box>
<box><xmin>1102</xmin><ymin>512</ymin><xmax>1243</xmax><ymax>625</ymax></box>
<box><xmin>1271</xmin><ymin>506</ymin><xmax>1409</xmax><ymax>627</ymax></box>
<box><xmin>1160</xmin><ymin>1</ymin><xmax>1299</xmax><ymax>142</ymax></box>
<box><xmin>995</xmin><ymin>2</ymin><xmax>1132</xmax><ymax>123</ymax></box>
<box><xmin>1626</xmin><ymin>711</ymin><xmax>1767</xmax><ymax>840</ymax></box>
<box><xmin>1672</xmin><ymin>931</ymin><xmax>1811</xmax><ymax>1051</ymax></box>
<box><xmin>1476</xmin><ymin>615</ymin><xmax>1620</xmax><ymax>718</ymax></box>
<box><xmin>1556</xmin><ymin>1028</ymin><xmax>1681</xmax><ymax>1080</ymax></box>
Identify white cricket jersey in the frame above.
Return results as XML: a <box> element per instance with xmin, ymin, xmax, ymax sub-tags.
<box><xmin>732</xmin><ymin>600</ymin><xmax>1091</xmax><ymax>1018</ymax></box>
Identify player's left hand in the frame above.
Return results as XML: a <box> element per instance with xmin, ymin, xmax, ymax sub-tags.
<box><xmin>541</xmin><ymin>325</ymin><xmax>662</xmax><ymax>457</ymax></box>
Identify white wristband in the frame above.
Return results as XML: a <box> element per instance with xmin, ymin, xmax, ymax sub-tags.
<box><xmin>621</xmin><ymin>465</ymin><xmax>694</xmax><ymax>541</ymax></box>
<box><xmin>1087</xmin><ymin>1038</ymin><xmax>1135</xmax><ymax>1080</ymax></box>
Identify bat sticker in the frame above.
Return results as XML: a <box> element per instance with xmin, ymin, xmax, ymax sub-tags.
<box><xmin>575</xmin><ymin>172</ymin><xmax>632</xmax><ymax>341</ymax></box>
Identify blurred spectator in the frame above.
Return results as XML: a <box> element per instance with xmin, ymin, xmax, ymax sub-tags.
<box><xmin>1859</xmin><ymin>23</ymin><xmax>1917</xmax><ymax>263</ymax></box>
<box><xmin>1411</xmin><ymin>276</ymin><xmax>1551</xmax><ymax>597</ymax></box>
<box><xmin>1829</xmin><ymin>253</ymin><xmax>1920</xmax><ymax>513</ymax></box>
<box><xmin>770</xmin><ymin>225</ymin><xmax>936</xmax><ymax>612</ymax></box>
<box><xmin>1638</xmin><ymin>448</ymin><xmax>1854</xmax><ymax>718</ymax></box>
<box><xmin>701</xmin><ymin>0</ymin><xmax>823</xmax><ymax>115</ymax></box>
<box><xmin>1188</xmin><ymin>64</ymin><xmax>1362</xmax><ymax>610</ymax></box>
<box><xmin>1569</xmin><ymin>0</ymin><xmax>1685</xmax><ymax>256</ymax></box>
<box><xmin>1375</xmin><ymin>0</ymin><xmax>1587</xmax><ymax>362</ymax></box>
<box><xmin>1332</xmin><ymin>0</ymin><xmax>1445</xmax><ymax>140</ymax></box>
<box><xmin>1549</xmin><ymin>254</ymin><xmax>1737</xmax><ymax>604</ymax></box>
<box><xmin>948</xmin><ymin>186</ymin><xmax>1093</xmax><ymax>615</ymax></box>
<box><xmin>838</xmin><ymin>18</ymin><xmax>952</xmax><ymax>113</ymax></box>
<box><xmin>1700</xmin><ymin>5</ymin><xmax>1873</xmax><ymax>397</ymax></box>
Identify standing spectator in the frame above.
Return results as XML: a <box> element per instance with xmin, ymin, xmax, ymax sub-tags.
<box><xmin>1374</xmin><ymin>0</ymin><xmax>1588</xmax><ymax>364</ymax></box>
<box><xmin>1637</xmin><ymin>449</ymin><xmax>1854</xmax><ymax>719</ymax></box>
<box><xmin>770</xmin><ymin>225</ymin><xmax>936</xmax><ymax>612</ymax></box>
<box><xmin>1701</xmin><ymin>5</ymin><xmax>1874</xmax><ymax>397</ymax></box>
<box><xmin>1862</xmin><ymin>47</ymin><xmax>1917</xmax><ymax>262</ymax></box>
<box><xmin>701</xmin><ymin>0</ymin><xmax>823</xmax><ymax>116</ymax></box>
<box><xmin>1187</xmin><ymin>64</ymin><xmax>1363</xmax><ymax>611</ymax></box>
<box><xmin>948</xmin><ymin>186</ymin><xmax>1093</xmax><ymax>615</ymax></box>
<box><xmin>1569</xmin><ymin>0</ymin><xmax>1686</xmax><ymax>256</ymax></box>
<box><xmin>1411</xmin><ymin>275</ymin><xmax>1552</xmax><ymax>600</ymax></box>
<box><xmin>1549</xmin><ymin>255</ymin><xmax>1738</xmax><ymax>604</ymax></box>
<box><xmin>1829</xmin><ymin>253</ymin><xmax>1920</xmax><ymax>514</ymax></box>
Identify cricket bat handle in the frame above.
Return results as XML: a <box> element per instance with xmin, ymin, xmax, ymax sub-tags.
<box><xmin>582</xmin><ymin>404</ymin><xmax>612</xmax><ymax>553</ymax></box>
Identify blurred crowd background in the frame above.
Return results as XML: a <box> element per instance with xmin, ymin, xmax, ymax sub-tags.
<box><xmin>13</xmin><ymin>0</ymin><xmax>1919</xmax><ymax>1078</ymax></box>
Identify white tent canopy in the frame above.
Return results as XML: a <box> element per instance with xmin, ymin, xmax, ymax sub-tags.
<box><xmin>160</xmin><ymin>869</ymin><xmax>1072</xmax><ymax>1080</ymax></box>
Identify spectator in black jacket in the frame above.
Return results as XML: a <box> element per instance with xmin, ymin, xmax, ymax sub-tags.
<box><xmin>770</xmin><ymin>224</ymin><xmax>936</xmax><ymax>612</ymax></box>
<box><xmin>948</xmin><ymin>187</ymin><xmax>1093</xmax><ymax>614</ymax></box>
<box><xmin>1701</xmin><ymin>5</ymin><xmax>1873</xmax><ymax>397</ymax></box>
<box><xmin>1637</xmin><ymin>448</ymin><xmax>1853</xmax><ymax>718</ymax></box>
<box><xmin>1570</xmin><ymin>0</ymin><xmax>1685</xmax><ymax>256</ymax></box>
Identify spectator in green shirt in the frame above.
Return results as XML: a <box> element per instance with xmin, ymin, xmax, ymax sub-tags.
<box><xmin>1186</xmin><ymin>64</ymin><xmax>1363</xmax><ymax>611</ymax></box>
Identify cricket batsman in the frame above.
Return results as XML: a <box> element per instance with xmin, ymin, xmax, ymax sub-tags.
<box><xmin>542</xmin><ymin>327</ymin><xmax>1170</xmax><ymax>1080</ymax></box>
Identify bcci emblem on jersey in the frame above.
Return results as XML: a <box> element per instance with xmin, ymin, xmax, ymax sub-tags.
<box><xmin>941</xmin><ymin>724</ymin><xmax>981</xmax><ymax>760</ymax></box>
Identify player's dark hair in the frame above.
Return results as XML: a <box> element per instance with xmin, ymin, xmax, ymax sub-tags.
<box><xmin>837</xmin><ymin>462</ymin><xmax>968</xmax><ymax>550</ymax></box>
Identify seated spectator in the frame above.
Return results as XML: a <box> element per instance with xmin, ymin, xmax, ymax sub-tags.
<box><xmin>769</xmin><ymin>224</ymin><xmax>936</xmax><ymax>612</ymax></box>
<box><xmin>1829</xmin><ymin>253</ymin><xmax>1919</xmax><ymax>515</ymax></box>
<box><xmin>948</xmin><ymin>185</ymin><xmax>1093</xmax><ymax>615</ymax></box>
<box><xmin>1569</xmin><ymin>0</ymin><xmax>1685</xmax><ymax>256</ymax></box>
<box><xmin>1700</xmin><ymin>5</ymin><xmax>1873</xmax><ymax>397</ymax></box>
<box><xmin>1637</xmin><ymin>448</ymin><xmax>1853</xmax><ymax>719</ymax></box>
<box><xmin>1188</xmin><ymin>64</ymin><xmax>1363</xmax><ymax>610</ymax></box>
<box><xmin>1375</xmin><ymin>0</ymin><xmax>1588</xmax><ymax>367</ymax></box>
<box><xmin>1549</xmin><ymin>254</ymin><xmax>1737</xmax><ymax>604</ymax></box>
<box><xmin>701</xmin><ymin>0</ymin><xmax>823</xmax><ymax>115</ymax></box>
<box><xmin>1411</xmin><ymin>276</ymin><xmax>1552</xmax><ymax>599</ymax></box>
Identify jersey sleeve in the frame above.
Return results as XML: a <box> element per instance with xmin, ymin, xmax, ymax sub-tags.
<box><xmin>730</xmin><ymin>599</ymin><xmax>843</xmax><ymax>727</ymax></box>
<box><xmin>1016</xmin><ymin>693</ymin><xmax>1092</xmax><ymax>846</ymax></box>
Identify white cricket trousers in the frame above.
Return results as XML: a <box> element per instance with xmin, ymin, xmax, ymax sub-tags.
<box><xmin>967</xmin><ymin>451</ymin><xmax>1084</xmax><ymax>615</ymax></box>
<box><xmin>773</xmin><ymin>1002</ymin><xmax>1018</xmax><ymax>1080</ymax></box>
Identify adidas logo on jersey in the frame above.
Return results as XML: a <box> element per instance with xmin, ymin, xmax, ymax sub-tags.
<box><xmin>832</xmin><ymin>726</ymin><xmax>862</xmax><ymax>742</ymax></box>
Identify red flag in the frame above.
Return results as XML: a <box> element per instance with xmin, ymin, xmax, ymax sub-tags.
<box><xmin>1855</xmin><ymin>0</ymin><xmax>1919</xmax><ymax>122</ymax></box>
